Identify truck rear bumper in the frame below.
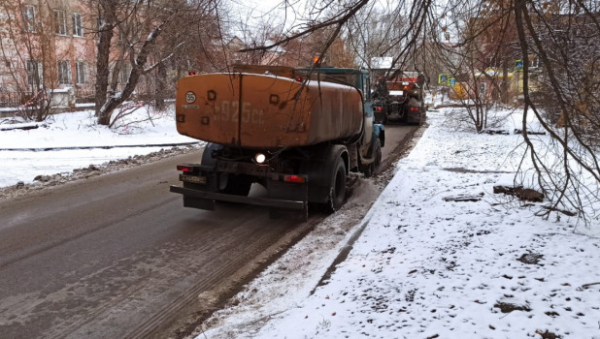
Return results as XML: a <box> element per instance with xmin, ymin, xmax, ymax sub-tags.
<box><xmin>169</xmin><ymin>185</ymin><xmax>307</xmax><ymax>210</ymax></box>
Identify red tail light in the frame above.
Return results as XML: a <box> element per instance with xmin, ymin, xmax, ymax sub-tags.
<box><xmin>283</xmin><ymin>175</ymin><xmax>306</xmax><ymax>183</ymax></box>
<box><xmin>410</xmin><ymin>107</ymin><xmax>419</xmax><ymax>111</ymax></box>
<box><xmin>295</xmin><ymin>77</ymin><xmax>303</xmax><ymax>82</ymax></box>
<box><xmin>177</xmin><ymin>165</ymin><xmax>194</xmax><ymax>173</ymax></box>
<box><xmin>375</xmin><ymin>106</ymin><xmax>382</xmax><ymax>111</ymax></box>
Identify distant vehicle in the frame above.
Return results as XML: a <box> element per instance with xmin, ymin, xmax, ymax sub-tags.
<box><xmin>170</xmin><ymin>64</ymin><xmax>385</xmax><ymax>219</ymax></box>
<box><xmin>372</xmin><ymin>71</ymin><xmax>426</xmax><ymax>125</ymax></box>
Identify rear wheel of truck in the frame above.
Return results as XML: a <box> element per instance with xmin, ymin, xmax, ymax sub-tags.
<box><xmin>326</xmin><ymin>156</ymin><xmax>347</xmax><ymax>212</ymax></box>
<box><xmin>220</xmin><ymin>174</ymin><xmax>252</xmax><ymax>196</ymax></box>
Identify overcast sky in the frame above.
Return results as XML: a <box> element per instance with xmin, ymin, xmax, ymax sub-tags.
<box><xmin>228</xmin><ymin>0</ymin><xmax>298</xmax><ymax>35</ymax></box>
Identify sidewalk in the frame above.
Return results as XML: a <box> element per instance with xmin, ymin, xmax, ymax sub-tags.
<box><xmin>198</xmin><ymin>107</ymin><xmax>600</xmax><ymax>339</ymax></box>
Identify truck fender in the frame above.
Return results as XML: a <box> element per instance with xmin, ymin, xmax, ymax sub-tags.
<box><xmin>374</xmin><ymin>124</ymin><xmax>385</xmax><ymax>148</ymax></box>
<box><xmin>301</xmin><ymin>144</ymin><xmax>348</xmax><ymax>204</ymax></box>
<box><xmin>201</xmin><ymin>142</ymin><xmax>222</xmax><ymax>168</ymax></box>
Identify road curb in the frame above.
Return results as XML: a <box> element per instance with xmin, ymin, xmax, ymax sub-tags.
<box><xmin>309</xmin><ymin>124</ymin><xmax>425</xmax><ymax>295</ymax></box>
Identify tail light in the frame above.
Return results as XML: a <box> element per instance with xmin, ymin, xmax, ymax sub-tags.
<box><xmin>375</xmin><ymin>106</ymin><xmax>383</xmax><ymax>112</ymax></box>
<box><xmin>176</xmin><ymin>165</ymin><xmax>194</xmax><ymax>173</ymax></box>
<box><xmin>410</xmin><ymin>107</ymin><xmax>419</xmax><ymax>111</ymax></box>
<box><xmin>283</xmin><ymin>175</ymin><xmax>306</xmax><ymax>183</ymax></box>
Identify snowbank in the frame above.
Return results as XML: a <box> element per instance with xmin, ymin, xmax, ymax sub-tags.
<box><xmin>0</xmin><ymin>106</ymin><xmax>197</xmax><ymax>187</ymax></box>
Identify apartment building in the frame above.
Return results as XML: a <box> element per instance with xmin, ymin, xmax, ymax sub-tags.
<box><xmin>0</xmin><ymin>0</ymin><xmax>99</xmax><ymax>103</ymax></box>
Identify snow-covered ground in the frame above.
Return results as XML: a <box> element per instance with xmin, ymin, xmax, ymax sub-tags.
<box><xmin>0</xmin><ymin>106</ymin><xmax>197</xmax><ymax>188</ymax></box>
<box><xmin>195</xmin><ymin>106</ymin><xmax>600</xmax><ymax>339</ymax></box>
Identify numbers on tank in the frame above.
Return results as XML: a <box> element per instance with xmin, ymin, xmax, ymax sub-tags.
<box><xmin>213</xmin><ymin>100</ymin><xmax>265</xmax><ymax>125</ymax></box>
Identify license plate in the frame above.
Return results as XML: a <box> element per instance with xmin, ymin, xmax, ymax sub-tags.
<box><xmin>180</xmin><ymin>174</ymin><xmax>207</xmax><ymax>184</ymax></box>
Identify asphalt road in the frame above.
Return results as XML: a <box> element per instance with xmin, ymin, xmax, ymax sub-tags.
<box><xmin>0</xmin><ymin>124</ymin><xmax>417</xmax><ymax>339</ymax></box>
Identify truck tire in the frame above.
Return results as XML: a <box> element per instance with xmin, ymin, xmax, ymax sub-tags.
<box><xmin>202</xmin><ymin>143</ymin><xmax>252</xmax><ymax>196</ymax></box>
<box><xmin>364</xmin><ymin>138</ymin><xmax>382</xmax><ymax>178</ymax></box>
<box><xmin>326</xmin><ymin>156</ymin><xmax>347</xmax><ymax>212</ymax></box>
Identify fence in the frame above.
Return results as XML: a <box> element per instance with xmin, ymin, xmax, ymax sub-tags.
<box><xmin>0</xmin><ymin>90</ymin><xmax>96</xmax><ymax>108</ymax></box>
<box><xmin>0</xmin><ymin>92</ymin><xmax>30</xmax><ymax>108</ymax></box>
<box><xmin>1</xmin><ymin>89</ymin><xmax>174</xmax><ymax>113</ymax></box>
<box><xmin>74</xmin><ymin>89</ymin><xmax>95</xmax><ymax>104</ymax></box>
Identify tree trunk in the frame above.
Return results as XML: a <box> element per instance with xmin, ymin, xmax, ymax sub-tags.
<box><xmin>97</xmin><ymin>24</ymin><xmax>166</xmax><ymax>125</ymax></box>
<box><xmin>110</xmin><ymin>59</ymin><xmax>122</xmax><ymax>94</ymax></box>
<box><xmin>501</xmin><ymin>57</ymin><xmax>509</xmax><ymax>104</ymax></box>
<box><xmin>95</xmin><ymin>22</ymin><xmax>114</xmax><ymax>118</ymax></box>
<box><xmin>155</xmin><ymin>62</ymin><xmax>167</xmax><ymax>111</ymax></box>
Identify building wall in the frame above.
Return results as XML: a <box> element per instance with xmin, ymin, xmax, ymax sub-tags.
<box><xmin>0</xmin><ymin>0</ymin><xmax>97</xmax><ymax>99</ymax></box>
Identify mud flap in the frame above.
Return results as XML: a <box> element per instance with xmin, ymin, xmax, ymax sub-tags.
<box><xmin>267</xmin><ymin>178</ymin><xmax>309</xmax><ymax>220</ymax></box>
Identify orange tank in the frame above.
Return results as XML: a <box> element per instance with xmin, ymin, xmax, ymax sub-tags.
<box><xmin>175</xmin><ymin>73</ymin><xmax>363</xmax><ymax>149</ymax></box>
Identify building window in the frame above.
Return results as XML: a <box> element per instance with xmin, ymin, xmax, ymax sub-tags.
<box><xmin>26</xmin><ymin>60</ymin><xmax>42</xmax><ymax>86</ymax></box>
<box><xmin>479</xmin><ymin>82</ymin><xmax>487</xmax><ymax>97</ymax></box>
<box><xmin>55</xmin><ymin>10</ymin><xmax>67</xmax><ymax>35</ymax></box>
<box><xmin>75</xmin><ymin>61</ymin><xmax>86</xmax><ymax>84</ymax></box>
<box><xmin>120</xmin><ymin>63</ymin><xmax>131</xmax><ymax>84</ymax></box>
<box><xmin>0</xmin><ymin>60</ymin><xmax>9</xmax><ymax>92</ymax></box>
<box><xmin>22</xmin><ymin>5</ymin><xmax>36</xmax><ymax>32</ymax></box>
<box><xmin>72</xmin><ymin>13</ymin><xmax>83</xmax><ymax>37</ymax></box>
<box><xmin>529</xmin><ymin>56</ymin><xmax>540</xmax><ymax>69</ymax></box>
<box><xmin>58</xmin><ymin>60</ymin><xmax>71</xmax><ymax>85</ymax></box>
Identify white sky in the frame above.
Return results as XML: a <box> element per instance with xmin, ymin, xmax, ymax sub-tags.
<box><xmin>227</xmin><ymin>0</ymin><xmax>301</xmax><ymax>37</ymax></box>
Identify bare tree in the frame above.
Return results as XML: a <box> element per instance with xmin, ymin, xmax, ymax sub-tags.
<box><xmin>346</xmin><ymin>4</ymin><xmax>408</xmax><ymax>71</ymax></box>
<box><xmin>94</xmin><ymin>0</ymin><xmax>219</xmax><ymax>126</ymax></box>
<box><xmin>511</xmin><ymin>0</ymin><xmax>600</xmax><ymax>220</ymax></box>
<box><xmin>235</xmin><ymin>0</ymin><xmax>600</xmax><ymax>221</ymax></box>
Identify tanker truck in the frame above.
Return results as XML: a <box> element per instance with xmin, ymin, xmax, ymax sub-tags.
<box><xmin>169</xmin><ymin>65</ymin><xmax>385</xmax><ymax>218</ymax></box>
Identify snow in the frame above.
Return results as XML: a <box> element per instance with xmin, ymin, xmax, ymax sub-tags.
<box><xmin>49</xmin><ymin>87</ymin><xmax>72</xmax><ymax>93</ymax></box>
<box><xmin>196</xmin><ymin>105</ymin><xmax>600</xmax><ymax>339</ymax></box>
<box><xmin>0</xmin><ymin>106</ymin><xmax>197</xmax><ymax>187</ymax></box>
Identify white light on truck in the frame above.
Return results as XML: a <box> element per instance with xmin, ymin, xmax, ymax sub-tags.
<box><xmin>254</xmin><ymin>153</ymin><xmax>266</xmax><ymax>164</ymax></box>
